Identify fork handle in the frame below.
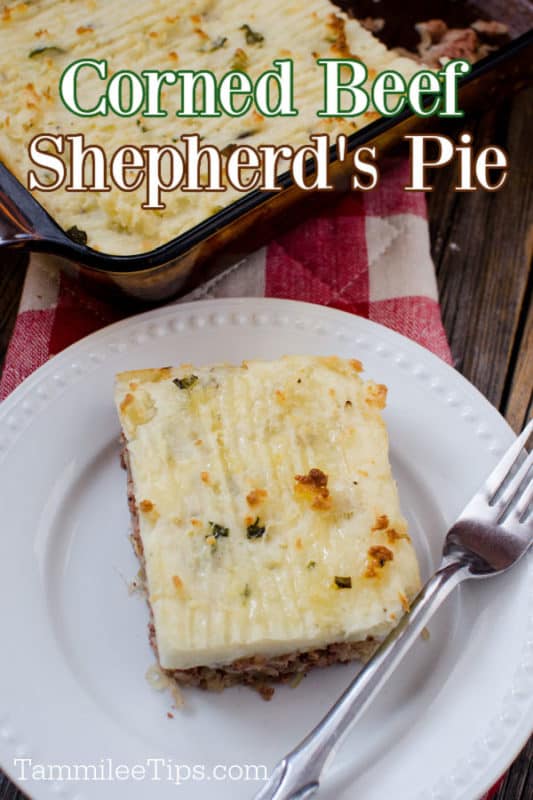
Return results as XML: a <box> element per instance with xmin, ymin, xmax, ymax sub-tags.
<box><xmin>257</xmin><ymin>560</ymin><xmax>468</xmax><ymax>800</ymax></box>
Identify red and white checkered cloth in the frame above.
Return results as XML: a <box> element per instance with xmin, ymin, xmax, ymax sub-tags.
<box><xmin>0</xmin><ymin>157</ymin><xmax>505</xmax><ymax>798</ymax></box>
<box><xmin>0</xmin><ymin>159</ymin><xmax>451</xmax><ymax>397</ymax></box>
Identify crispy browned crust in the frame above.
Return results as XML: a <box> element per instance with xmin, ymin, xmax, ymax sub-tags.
<box><xmin>121</xmin><ymin>437</ymin><xmax>378</xmax><ymax>700</ymax></box>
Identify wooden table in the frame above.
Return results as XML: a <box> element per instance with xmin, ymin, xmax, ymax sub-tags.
<box><xmin>0</xmin><ymin>88</ymin><xmax>531</xmax><ymax>800</ymax></box>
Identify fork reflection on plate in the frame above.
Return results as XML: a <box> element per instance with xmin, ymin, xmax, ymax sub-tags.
<box><xmin>255</xmin><ymin>420</ymin><xmax>533</xmax><ymax>800</ymax></box>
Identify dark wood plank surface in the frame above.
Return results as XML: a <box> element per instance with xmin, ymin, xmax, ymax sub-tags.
<box><xmin>428</xmin><ymin>86</ymin><xmax>533</xmax><ymax>432</ymax></box>
<box><xmin>0</xmin><ymin>90</ymin><xmax>531</xmax><ymax>800</ymax></box>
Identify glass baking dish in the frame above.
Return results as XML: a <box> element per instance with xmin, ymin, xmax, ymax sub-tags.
<box><xmin>0</xmin><ymin>0</ymin><xmax>531</xmax><ymax>305</ymax></box>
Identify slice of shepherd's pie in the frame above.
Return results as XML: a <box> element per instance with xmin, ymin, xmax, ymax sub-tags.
<box><xmin>115</xmin><ymin>355</ymin><xmax>420</xmax><ymax>700</ymax></box>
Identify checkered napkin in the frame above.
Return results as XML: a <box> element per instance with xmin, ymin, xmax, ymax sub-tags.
<box><xmin>0</xmin><ymin>158</ymin><xmax>506</xmax><ymax>799</ymax></box>
<box><xmin>0</xmin><ymin>158</ymin><xmax>451</xmax><ymax>397</ymax></box>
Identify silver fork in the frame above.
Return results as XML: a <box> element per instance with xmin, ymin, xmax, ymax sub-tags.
<box><xmin>255</xmin><ymin>419</ymin><xmax>533</xmax><ymax>800</ymax></box>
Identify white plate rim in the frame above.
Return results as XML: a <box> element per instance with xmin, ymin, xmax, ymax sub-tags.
<box><xmin>0</xmin><ymin>296</ymin><xmax>531</xmax><ymax>800</ymax></box>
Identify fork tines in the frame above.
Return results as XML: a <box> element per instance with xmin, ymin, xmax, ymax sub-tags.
<box><xmin>487</xmin><ymin>419</ymin><xmax>533</xmax><ymax>522</ymax></box>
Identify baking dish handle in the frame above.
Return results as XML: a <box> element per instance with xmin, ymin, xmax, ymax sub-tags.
<box><xmin>0</xmin><ymin>161</ymin><xmax>65</xmax><ymax>249</ymax></box>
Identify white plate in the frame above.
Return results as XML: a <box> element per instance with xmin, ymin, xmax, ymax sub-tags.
<box><xmin>0</xmin><ymin>298</ymin><xmax>531</xmax><ymax>800</ymax></box>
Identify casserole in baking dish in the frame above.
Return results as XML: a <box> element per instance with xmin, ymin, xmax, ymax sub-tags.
<box><xmin>0</xmin><ymin>0</ymin><xmax>531</xmax><ymax>302</ymax></box>
<box><xmin>0</xmin><ymin>0</ymin><xmax>419</xmax><ymax>255</ymax></box>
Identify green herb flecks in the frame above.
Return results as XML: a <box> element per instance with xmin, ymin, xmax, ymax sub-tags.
<box><xmin>334</xmin><ymin>576</ymin><xmax>352</xmax><ymax>589</ymax></box>
<box><xmin>208</xmin><ymin>522</ymin><xmax>229</xmax><ymax>539</ymax></box>
<box><xmin>173</xmin><ymin>375</ymin><xmax>199</xmax><ymax>390</ymax></box>
<box><xmin>136</xmin><ymin>119</ymin><xmax>148</xmax><ymax>133</ymax></box>
<box><xmin>29</xmin><ymin>46</ymin><xmax>66</xmax><ymax>58</ymax></box>
<box><xmin>65</xmin><ymin>225</ymin><xmax>88</xmax><ymax>246</ymax></box>
<box><xmin>307</xmin><ymin>560</ymin><xmax>316</xmax><ymax>570</ymax></box>
<box><xmin>241</xmin><ymin>583</ymin><xmax>251</xmax><ymax>602</ymax></box>
<box><xmin>246</xmin><ymin>517</ymin><xmax>266</xmax><ymax>540</ymax></box>
<box><xmin>240</xmin><ymin>24</ymin><xmax>264</xmax><ymax>46</ymax></box>
<box><xmin>210</xmin><ymin>36</ymin><xmax>227</xmax><ymax>51</ymax></box>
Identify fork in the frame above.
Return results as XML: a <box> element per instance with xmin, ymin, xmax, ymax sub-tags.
<box><xmin>255</xmin><ymin>419</ymin><xmax>533</xmax><ymax>800</ymax></box>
